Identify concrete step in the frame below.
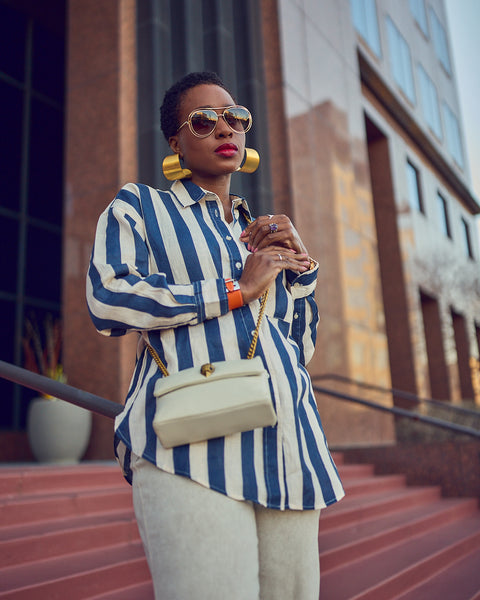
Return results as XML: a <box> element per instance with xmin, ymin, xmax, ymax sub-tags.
<box><xmin>0</xmin><ymin>555</ymin><xmax>150</xmax><ymax>600</ymax></box>
<box><xmin>88</xmin><ymin>581</ymin><xmax>155</xmax><ymax>600</ymax></box>
<box><xmin>0</xmin><ymin>486</ymin><xmax>132</xmax><ymax>527</ymax></box>
<box><xmin>0</xmin><ymin>463</ymin><xmax>151</xmax><ymax>600</ymax></box>
<box><xmin>320</xmin><ymin>513</ymin><xmax>480</xmax><ymax>599</ymax></box>
<box><xmin>0</xmin><ymin>507</ymin><xmax>134</xmax><ymax>542</ymax></box>
<box><xmin>340</xmin><ymin>474</ymin><xmax>407</xmax><ymax>497</ymax></box>
<box><xmin>0</xmin><ymin>463</ymin><xmax>123</xmax><ymax>497</ymax></box>
<box><xmin>320</xmin><ymin>485</ymin><xmax>441</xmax><ymax>531</ymax></box>
<box><xmin>2</xmin><ymin>457</ymin><xmax>479</xmax><ymax>600</ymax></box>
<box><xmin>1</xmin><ymin>515</ymin><xmax>140</xmax><ymax>567</ymax></box>
<box><xmin>320</xmin><ymin>496</ymin><xmax>479</xmax><ymax>572</ymax></box>
<box><xmin>336</xmin><ymin>463</ymin><xmax>375</xmax><ymax>479</ymax></box>
<box><xmin>393</xmin><ymin>546</ymin><xmax>480</xmax><ymax>600</ymax></box>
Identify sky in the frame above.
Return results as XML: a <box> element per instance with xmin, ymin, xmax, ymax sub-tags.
<box><xmin>444</xmin><ymin>0</ymin><xmax>480</xmax><ymax>202</ymax></box>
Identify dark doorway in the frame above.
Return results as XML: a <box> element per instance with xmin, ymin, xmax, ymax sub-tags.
<box><xmin>451</xmin><ymin>310</ymin><xmax>474</xmax><ymax>401</ymax></box>
<box><xmin>365</xmin><ymin>114</ymin><xmax>417</xmax><ymax>404</ymax></box>
<box><xmin>420</xmin><ymin>291</ymin><xmax>450</xmax><ymax>400</ymax></box>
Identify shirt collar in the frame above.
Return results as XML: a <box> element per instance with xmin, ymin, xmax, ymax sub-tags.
<box><xmin>171</xmin><ymin>179</ymin><xmax>206</xmax><ymax>206</ymax></box>
<box><xmin>171</xmin><ymin>179</ymin><xmax>252</xmax><ymax>217</ymax></box>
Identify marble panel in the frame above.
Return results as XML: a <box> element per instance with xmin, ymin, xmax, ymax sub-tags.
<box><xmin>344</xmin><ymin>68</ymin><xmax>369</xmax><ymax>143</ymax></box>
<box><xmin>305</xmin><ymin>20</ymin><xmax>350</xmax><ymax>114</ymax></box>
<box><xmin>278</xmin><ymin>0</ymin><xmax>310</xmax><ymax>110</ymax></box>
<box><xmin>302</xmin><ymin>0</ymin><xmax>344</xmax><ymax>56</ymax></box>
<box><xmin>337</xmin><ymin>0</ymin><xmax>366</xmax><ymax>73</ymax></box>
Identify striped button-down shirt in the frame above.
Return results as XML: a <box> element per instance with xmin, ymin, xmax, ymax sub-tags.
<box><xmin>87</xmin><ymin>180</ymin><xmax>344</xmax><ymax>510</ymax></box>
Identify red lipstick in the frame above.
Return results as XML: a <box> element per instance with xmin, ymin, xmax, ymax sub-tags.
<box><xmin>215</xmin><ymin>143</ymin><xmax>238</xmax><ymax>157</ymax></box>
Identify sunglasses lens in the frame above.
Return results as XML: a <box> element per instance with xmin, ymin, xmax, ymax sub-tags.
<box><xmin>224</xmin><ymin>107</ymin><xmax>251</xmax><ymax>132</ymax></box>
<box><xmin>190</xmin><ymin>110</ymin><xmax>217</xmax><ymax>136</ymax></box>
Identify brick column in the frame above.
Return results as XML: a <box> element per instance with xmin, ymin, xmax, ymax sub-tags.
<box><xmin>63</xmin><ymin>0</ymin><xmax>137</xmax><ymax>459</ymax></box>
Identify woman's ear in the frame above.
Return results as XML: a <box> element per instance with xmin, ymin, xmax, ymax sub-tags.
<box><xmin>169</xmin><ymin>135</ymin><xmax>181</xmax><ymax>156</ymax></box>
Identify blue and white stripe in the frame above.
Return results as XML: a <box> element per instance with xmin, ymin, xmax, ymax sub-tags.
<box><xmin>87</xmin><ymin>180</ymin><xmax>344</xmax><ymax>510</ymax></box>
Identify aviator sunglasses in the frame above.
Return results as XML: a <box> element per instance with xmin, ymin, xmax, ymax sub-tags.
<box><xmin>177</xmin><ymin>105</ymin><xmax>252</xmax><ymax>138</ymax></box>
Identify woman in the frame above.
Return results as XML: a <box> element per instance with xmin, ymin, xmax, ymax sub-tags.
<box><xmin>87</xmin><ymin>71</ymin><xmax>344</xmax><ymax>599</ymax></box>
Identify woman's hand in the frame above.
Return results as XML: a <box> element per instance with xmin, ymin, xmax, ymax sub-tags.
<box><xmin>239</xmin><ymin>215</ymin><xmax>308</xmax><ymax>255</ymax></box>
<box><xmin>238</xmin><ymin>246</ymin><xmax>311</xmax><ymax>304</ymax></box>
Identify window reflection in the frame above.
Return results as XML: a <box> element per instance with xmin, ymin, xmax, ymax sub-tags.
<box><xmin>350</xmin><ymin>0</ymin><xmax>381</xmax><ymax>57</ymax></box>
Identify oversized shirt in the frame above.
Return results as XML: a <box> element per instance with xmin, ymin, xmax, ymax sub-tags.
<box><xmin>87</xmin><ymin>180</ymin><xmax>344</xmax><ymax>510</ymax></box>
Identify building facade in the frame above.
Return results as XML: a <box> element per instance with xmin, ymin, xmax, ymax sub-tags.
<box><xmin>1</xmin><ymin>0</ymin><xmax>478</xmax><ymax>461</ymax></box>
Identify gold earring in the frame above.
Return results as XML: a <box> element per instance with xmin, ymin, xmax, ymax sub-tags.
<box><xmin>162</xmin><ymin>154</ymin><xmax>192</xmax><ymax>181</ymax></box>
<box><xmin>237</xmin><ymin>148</ymin><xmax>260</xmax><ymax>173</ymax></box>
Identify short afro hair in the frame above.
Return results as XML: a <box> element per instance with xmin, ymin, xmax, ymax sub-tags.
<box><xmin>160</xmin><ymin>71</ymin><xmax>233</xmax><ymax>140</ymax></box>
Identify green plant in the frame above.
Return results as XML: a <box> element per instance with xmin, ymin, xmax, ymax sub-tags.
<box><xmin>23</xmin><ymin>314</ymin><xmax>66</xmax><ymax>398</ymax></box>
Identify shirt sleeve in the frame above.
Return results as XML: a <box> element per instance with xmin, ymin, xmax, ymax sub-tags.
<box><xmin>286</xmin><ymin>260</ymin><xmax>319</xmax><ymax>366</ymax></box>
<box><xmin>86</xmin><ymin>192</ymin><xmax>229</xmax><ymax>337</ymax></box>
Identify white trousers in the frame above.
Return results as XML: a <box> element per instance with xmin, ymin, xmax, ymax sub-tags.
<box><xmin>131</xmin><ymin>456</ymin><xmax>321</xmax><ymax>600</ymax></box>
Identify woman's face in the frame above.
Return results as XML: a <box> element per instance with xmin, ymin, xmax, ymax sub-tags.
<box><xmin>169</xmin><ymin>84</ymin><xmax>246</xmax><ymax>181</ymax></box>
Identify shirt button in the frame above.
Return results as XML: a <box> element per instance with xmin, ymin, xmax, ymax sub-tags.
<box><xmin>294</xmin><ymin>313</ymin><xmax>299</xmax><ymax>319</ymax></box>
<box><xmin>235</xmin><ymin>262</ymin><xmax>242</xmax><ymax>269</ymax></box>
<box><xmin>294</xmin><ymin>282</ymin><xmax>301</xmax><ymax>288</ymax></box>
<box><xmin>226</xmin><ymin>235</ymin><xmax>232</xmax><ymax>241</ymax></box>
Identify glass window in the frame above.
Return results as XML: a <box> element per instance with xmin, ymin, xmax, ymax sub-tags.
<box><xmin>0</xmin><ymin>3</ymin><xmax>65</xmax><ymax>431</ymax></box>
<box><xmin>0</xmin><ymin>81</ymin><xmax>23</xmax><ymax>212</ymax></box>
<box><xmin>409</xmin><ymin>0</ymin><xmax>428</xmax><ymax>36</ymax></box>
<box><xmin>437</xmin><ymin>192</ymin><xmax>452</xmax><ymax>238</ymax></box>
<box><xmin>25</xmin><ymin>226</ymin><xmax>62</xmax><ymax>303</ymax></box>
<box><xmin>350</xmin><ymin>0</ymin><xmax>381</xmax><ymax>57</ymax></box>
<box><xmin>406</xmin><ymin>160</ymin><xmax>424</xmax><ymax>213</ymax></box>
<box><xmin>386</xmin><ymin>17</ymin><xmax>416</xmax><ymax>104</ymax></box>
<box><xmin>461</xmin><ymin>217</ymin><xmax>474</xmax><ymax>259</ymax></box>
<box><xmin>28</xmin><ymin>99</ymin><xmax>64</xmax><ymax>225</ymax></box>
<box><xmin>0</xmin><ymin>3</ymin><xmax>27</xmax><ymax>82</ymax></box>
<box><xmin>442</xmin><ymin>102</ymin><xmax>464</xmax><ymax>168</ymax></box>
<box><xmin>429</xmin><ymin>7</ymin><xmax>451</xmax><ymax>74</ymax></box>
<box><xmin>32</xmin><ymin>22</ymin><xmax>65</xmax><ymax>104</ymax></box>
<box><xmin>0</xmin><ymin>299</ymin><xmax>16</xmax><ymax>429</ymax></box>
<box><xmin>417</xmin><ymin>64</ymin><xmax>442</xmax><ymax>139</ymax></box>
<box><xmin>0</xmin><ymin>215</ymin><xmax>19</xmax><ymax>294</ymax></box>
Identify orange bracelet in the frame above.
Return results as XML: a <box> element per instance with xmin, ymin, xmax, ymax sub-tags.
<box><xmin>225</xmin><ymin>278</ymin><xmax>244</xmax><ymax>310</ymax></box>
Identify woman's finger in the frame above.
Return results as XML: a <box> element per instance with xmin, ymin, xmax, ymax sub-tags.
<box><xmin>238</xmin><ymin>247</ymin><xmax>310</xmax><ymax>303</ymax></box>
<box><xmin>240</xmin><ymin>215</ymin><xmax>308</xmax><ymax>255</ymax></box>
<box><xmin>259</xmin><ymin>246</ymin><xmax>310</xmax><ymax>272</ymax></box>
<box><xmin>241</xmin><ymin>216</ymin><xmax>288</xmax><ymax>251</ymax></box>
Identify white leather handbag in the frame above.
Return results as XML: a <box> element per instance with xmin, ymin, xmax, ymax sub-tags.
<box><xmin>148</xmin><ymin>291</ymin><xmax>277</xmax><ymax>448</ymax></box>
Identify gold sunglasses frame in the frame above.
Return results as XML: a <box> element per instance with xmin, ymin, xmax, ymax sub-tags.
<box><xmin>177</xmin><ymin>105</ymin><xmax>252</xmax><ymax>138</ymax></box>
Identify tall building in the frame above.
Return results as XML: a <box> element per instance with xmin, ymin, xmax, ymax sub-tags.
<box><xmin>1</xmin><ymin>0</ymin><xmax>478</xmax><ymax>461</ymax></box>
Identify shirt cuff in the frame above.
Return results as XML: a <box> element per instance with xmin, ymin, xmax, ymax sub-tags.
<box><xmin>194</xmin><ymin>278</ymin><xmax>231</xmax><ymax>322</ymax></box>
<box><xmin>286</xmin><ymin>258</ymin><xmax>318</xmax><ymax>299</ymax></box>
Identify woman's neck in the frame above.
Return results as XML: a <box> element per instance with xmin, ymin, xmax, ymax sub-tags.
<box><xmin>191</xmin><ymin>174</ymin><xmax>233</xmax><ymax>222</ymax></box>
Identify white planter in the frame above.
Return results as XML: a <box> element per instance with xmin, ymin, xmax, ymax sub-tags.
<box><xmin>27</xmin><ymin>397</ymin><xmax>92</xmax><ymax>464</ymax></box>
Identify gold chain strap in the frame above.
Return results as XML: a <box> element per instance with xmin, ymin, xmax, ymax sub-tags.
<box><xmin>246</xmin><ymin>288</ymin><xmax>269</xmax><ymax>359</ymax></box>
<box><xmin>147</xmin><ymin>344</ymin><xmax>169</xmax><ymax>377</ymax></box>
<box><xmin>147</xmin><ymin>288</ymin><xmax>269</xmax><ymax>376</ymax></box>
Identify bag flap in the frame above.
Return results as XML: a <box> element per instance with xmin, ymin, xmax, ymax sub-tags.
<box><xmin>154</xmin><ymin>355</ymin><xmax>268</xmax><ymax>397</ymax></box>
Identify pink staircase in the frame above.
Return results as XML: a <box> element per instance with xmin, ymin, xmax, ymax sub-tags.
<box><xmin>0</xmin><ymin>463</ymin><xmax>153</xmax><ymax>600</ymax></box>
<box><xmin>0</xmin><ymin>456</ymin><xmax>479</xmax><ymax>599</ymax></box>
<box><xmin>320</xmin><ymin>455</ymin><xmax>480</xmax><ymax>599</ymax></box>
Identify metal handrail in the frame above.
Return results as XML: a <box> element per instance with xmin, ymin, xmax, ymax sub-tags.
<box><xmin>312</xmin><ymin>373</ymin><xmax>480</xmax><ymax>418</ymax></box>
<box><xmin>0</xmin><ymin>360</ymin><xmax>122</xmax><ymax>420</ymax></box>
<box><xmin>312</xmin><ymin>383</ymin><xmax>480</xmax><ymax>439</ymax></box>
<box><xmin>1</xmin><ymin>359</ymin><xmax>479</xmax><ymax>439</ymax></box>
